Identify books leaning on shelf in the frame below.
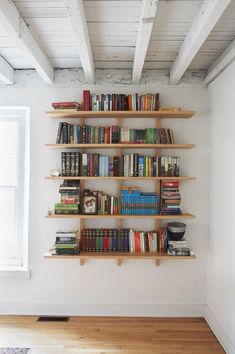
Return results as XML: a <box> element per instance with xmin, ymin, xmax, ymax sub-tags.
<box><xmin>61</xmin><ymin>152</ymin><xmax>180</xmax><ymax>177</ymax></box>
<box><xmin>82</xmin><ymin>90</ymin><xmax>160</xmax><ymax>111</ymax></box>
<box><xmin>53</xmin><ymin>230</ymin><xmax>80</xmax><ymax>255</ymax></box>
<box><xmin>56</xmin><ymin>122</ymin><xmax>174</xmax><ymax>145</ymax></box>
<box><xmin>121</xmin><ymin>186</ymin><xmax>159</xmax><ymax>215</ymax></box>
<box><xmin>80</xmin><ymin>228</ymin><xmax>168</xmax><ymax>253</ymax></box>
<box><xmin>54</xmin><ymin>180</ymin><xmax>80</xmax><ymax>215</ymax></box>
<box><xmin>161</xmin><ymin>181</ymin><xmax>182</xmax><ymax>215</ymax></box>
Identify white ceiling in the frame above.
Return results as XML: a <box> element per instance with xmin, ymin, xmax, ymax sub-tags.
<box><xmin>0</xmin><ymin>0</ymin><xmax>234</xmax><ymax>79</ymax></box>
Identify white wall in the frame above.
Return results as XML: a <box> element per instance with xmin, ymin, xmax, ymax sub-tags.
<box><xmin>207</xmin><ymin>61</ymin><xmax>235</xmax><ymax>353</ymax></box>
<box><xmin>0</xmin><ymin>70</ymin><xmax>209</xmax><ymax>316</ymax></box>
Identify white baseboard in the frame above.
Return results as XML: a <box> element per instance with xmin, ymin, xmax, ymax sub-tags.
<box><xmin>0</xmin><ymin>303</ymin><xmax>204</xmax><ymax>317</ymax></box>
<box><xmin>204</xmin><ymin>305</ymin><xmax>235</xmax><ymax>354</ymax></box>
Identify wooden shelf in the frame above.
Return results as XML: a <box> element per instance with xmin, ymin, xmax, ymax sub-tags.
<box><xmin>45</xmin><ymin>213</ymin><xmax>195</xmax><ymax>220</ymax></box>
<box><xmin>44</xmin><ymin>250</ymin><xmax>196</xmax><ymax>266</ymax></box>
<box><xmin>45</xmin><ymin>176</ymin><xmax>196</xmax><ymax>181</ymax></box>
<box><xmin>45</xmin><ymin>143</ymin><xmax>195</xmax><ymax>149</ymax></box>
<box><xmin>46</xmin><ymin>110</ymin><xmax>195</xmax><ymax>119</ymax></box>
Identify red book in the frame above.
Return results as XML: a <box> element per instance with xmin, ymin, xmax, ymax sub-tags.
<box><xmin>52</xmin><ymin>102</ymin><xmax>80</xmax><ymax>109</ymax></box>
<box><xmin>134</xmin><ymin>232</ymin><xmax>141</xmax><ymax>252</ymax></box>
<box><xmin>83</xmin><ymin>90</ymin><xmax>91</xmax><ymax>111</ymax></box>
<box><xmin>103</xmin><ymin>229</ymin><xmax>108</xmax><ymax>252</ymax></box>
<box><xmin>162</xmin><ymin>181</ymin><xmax>179</xmax><ymax>187</ymax></box>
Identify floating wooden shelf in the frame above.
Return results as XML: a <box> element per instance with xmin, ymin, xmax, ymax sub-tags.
<box><xmin>46</xmin><ymin>110</ymin><xmax>195</xmax><ymax>119</ymax></box>
<box><xmin>45</xmin><ymin>213</ymin><xmax>195</xmax><ymax>220</ymax></box>
<box><xmin>45</xmin><ymin>176</ymin><xmax>196</xmax><ymax>181</ymax></box>
<box><xmin>45</xmin><ymin>143</ymin><xmax>195</xmax><ymax>149</ymax></box>
<box><xmin>44</xmin><ymin>250</ymin><xmax>196</xmax><ymax>266</ymax></box>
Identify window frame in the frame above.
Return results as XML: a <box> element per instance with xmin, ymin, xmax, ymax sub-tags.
<box><xmin>0</xmin><ymin>107</ymin><xmax>30</xmax><ymax>271</ymax></box>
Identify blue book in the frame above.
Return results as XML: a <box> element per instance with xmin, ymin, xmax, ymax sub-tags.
<box><xmin>156</xmin><ymin>128</ymin><xmax>159</xmax><ymax>143</ymax></box>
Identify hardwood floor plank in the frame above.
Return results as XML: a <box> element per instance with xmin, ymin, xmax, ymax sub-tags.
<box><xmin>0</xmin><ymin>316</ymin><xmax>225</xmax><ymax>354</ymax></box>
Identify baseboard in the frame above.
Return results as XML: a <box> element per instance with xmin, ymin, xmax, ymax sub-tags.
<box><xmin>0</xmin><ymin>303</ymin><xmax>204</xmax><ymax>317</ymax></box>
<box><xmin>204</xmin><ymin>305</ymin><xmax>235</xmax><ymax>354</ymax></box>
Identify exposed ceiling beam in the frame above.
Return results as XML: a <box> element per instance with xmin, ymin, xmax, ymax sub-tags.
<box><xmin>170</xmin><ymin>0</ymin><xmax>232</xmax><ymax>85</ymax></box>
<box><xmin>0</xmin><ymin>56</ymin><xmax>14</xmax><ymax>85</ymax></box>
<box><xmin>0</xmin><ymin>0</ymin><xmax>54</xmax><ymax>84</ymax></box>
<box><xmin>132</xmin><ymin>0</ymin><xmax>158</xmax><ymax>84</ymax></box>
<box><xmin>65</xmin><ymin>0</ymin><xmax>95</xmax><ymax>84</ymax></box>
<box><xmin>204</xmin><ymin>39</ymin><xmax>235</xmax><ymax>84</ymax></box>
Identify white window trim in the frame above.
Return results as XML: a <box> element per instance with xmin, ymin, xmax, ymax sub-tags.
<box><xmin>0</xmin><ymin>107</ymin><xmax>30</xmax><ymax>276</ymax></box>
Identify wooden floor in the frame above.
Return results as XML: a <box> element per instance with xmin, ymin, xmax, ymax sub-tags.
<box><xmin>0</xmin><ymin>316</ymin><xmax>225</xmax><ymax>354</ymax></box>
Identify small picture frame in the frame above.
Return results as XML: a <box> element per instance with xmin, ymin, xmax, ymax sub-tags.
<box><xmin>82</xmin><ymin>195</ymin><xmax>98</xmax><ymax>215</ymax></box>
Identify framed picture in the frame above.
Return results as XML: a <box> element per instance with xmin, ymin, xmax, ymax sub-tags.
<box><xmin>82</xmin><ymin>195</ymin><xmax>98</xmax><ymax>215</ymax></box>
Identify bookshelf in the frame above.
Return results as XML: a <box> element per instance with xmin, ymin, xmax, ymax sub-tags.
<box><xmin>44</xmin><ymin>109</ymin><xmax>196</xmax><ymax>265</ymax></box>
<box><xmin>44</xmin><ymin>251</ymin><xmax>197</xmax><ymax>266</ymax></box>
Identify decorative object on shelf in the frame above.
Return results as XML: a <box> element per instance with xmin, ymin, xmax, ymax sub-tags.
<box><xmin>50</xmin><ymin>169</ymin><xmax>60</xmax><ymax>177</ymax></box>
<box><xmin>82</xmin><ymin>194</ymin><xmax>98</xmax><ymax>215</ymax></box>
<box><xmin>167</xmin><ymin>222</ymin><xmax>186</xmax><ymax>241</ymax></box>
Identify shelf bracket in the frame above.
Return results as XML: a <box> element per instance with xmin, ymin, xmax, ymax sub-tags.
<box><xmin>155</xmin><ymin>259</ymin><xmax>160</xmax><ymax>267</ymax></box>
<box><xmin>80</xmin><ymin>258</ymin><xmax>85</xmax><ymax>266</ymax></box>
<box><xmin>117</xmin><ymin>258</ymin><xmax>122</xmax><ymax>266</ymax></box>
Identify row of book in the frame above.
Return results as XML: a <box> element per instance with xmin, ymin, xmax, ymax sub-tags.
<box><xmin>56</xmin><ymin>123</ymin><xmax>174</xmax><ymax>145</ymax></box>
<box><xmin>121</xmin><ymin>187</ymin><xmax>159</xmax><ymax>215</ymax></box>
<box><xmin>161</xmin><ymin>181</ymin><xmax>182</xmax><ymax>215</ymax></box>
<box><xmin>61</xmin><ymin>152</ymin><xmax>180</xmax><ymax>177</ymax></box>
<box><xmin>52</xmin><ymin>228</ymin><xmax>193</xmax><ymax>256</ymax></box>
<box><xmin>54</xmin><ymin>230</ymin><xmax>79</xmax><ymax>255</ymax></box>
<box><xmin>83</xmin><ymin>189</ymin><xmax>118</xmax><ymax>215</ymax></box>
<box><xmin>80</xmin><ymin>228</ymin><xmax>167</xmax><ymax>253</ymax></box>
<box><xmin>83</xmin><ymin>91</ymin><xmax>160</xmax><ymax>111</ymax></box>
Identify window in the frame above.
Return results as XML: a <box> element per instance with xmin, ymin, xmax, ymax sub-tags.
<box><xmin>0</xmin><ymin>107</ymin><xmax>29</xmax><ymax>269</ymax></box>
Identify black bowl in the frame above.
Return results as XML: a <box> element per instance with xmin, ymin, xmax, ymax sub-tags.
<box><xmin>167</xmin><ymin>222</ymin><xmax>186</xmax><ymax>241</ymax></box>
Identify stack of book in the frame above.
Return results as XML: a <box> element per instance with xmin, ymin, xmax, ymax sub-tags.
<box><xmin>161</xmin><ymin>181</ymin><xmax>181</xmax><ymax>215</ymax></box>
<box><xmin>52</xmin><ymin>101</ymin><xmax>81</xmax><ymax>110</ymax></box>
<box><xmin>54</xmin><ymin>180</ymin><xmax>80</xmax><ymax>214</ymax></box>
<box><xmin>121</xmin><ymin>187</ymin><xmax>159</xmax><ymax>215</ymax></box>
<box><xmin>60</xmin><ymin>152</ymin><xmax>180</xmax><ymax>178</ymax></box>
<box><xmin>82</xmin><ymin>90</ymin><xmax>160</xmax><ymax>111</ymax></box>
<box><xmin>56</xmin><ymin>124</ymin><xmax>174</xmax><ymax>145</ymax></box>
<box><xmin>167</xmin><ymin>239</ymin><xmax>192</xmax><ymax>256</ymax></box>
<box><xmin>54</xmin><ymin>230</ymin><xmax>80</xmax><ymax>255</ymax></box>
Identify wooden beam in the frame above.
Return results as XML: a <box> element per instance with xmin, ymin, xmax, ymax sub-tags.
<box><xmin>65</xmin><ymin>0</ymin><xmax>95</xmax><ymax>84</ymax></box>
<box><xmin>170</xmin><ymin>0</ymin><xmax>232</xmax><ymax>85</ymax></box>
<box><xmin>0</xmin><ymin>56</ymin><xmax>14</xmax><ymax>85</ymax></box>
<box><xmin>204</xmin><ymin>39</ymin><xmax>235</xmax><ymax>84</ymax></box>
<box><xmin>0</xmin><ymin>0</ymin><xmax>54</xmax><ymax>84</ymax></box>
<box><xmin>132</xmin><ymin>0</ymin><xmax>158</xmax><ymax>84</ymax></box>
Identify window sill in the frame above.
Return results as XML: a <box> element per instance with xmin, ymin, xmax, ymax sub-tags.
<box><xmin>0</xmin><ymin>267</ymin><xmax>31</xmax><ymax>278</ymax></box>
